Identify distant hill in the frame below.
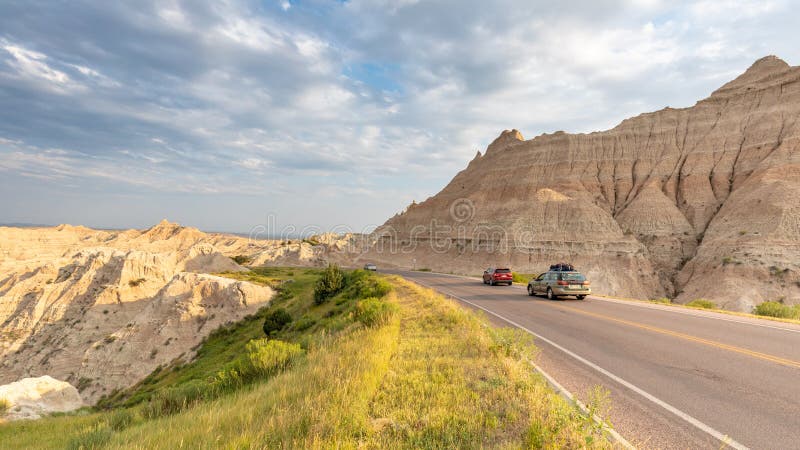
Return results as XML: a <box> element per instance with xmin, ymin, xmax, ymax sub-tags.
<box><xmin>0</xmin><ymin>222</ymin><xmax>53</xmax><ymax>228</ymax></box>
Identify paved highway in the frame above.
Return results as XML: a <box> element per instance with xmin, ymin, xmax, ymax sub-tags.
<box><xmin>389</xmin><ymin>270</ymin><xmax>800</xmax><ymax>450</ymax></box>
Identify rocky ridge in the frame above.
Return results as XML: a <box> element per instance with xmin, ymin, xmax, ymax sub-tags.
<box><xmin>0</xmin><ymin>221</ymin><xmax>277</xmax><ymax>403</ymax></box>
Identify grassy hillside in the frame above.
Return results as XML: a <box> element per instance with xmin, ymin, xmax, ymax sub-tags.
<box><xmin>0</xmin><ymin>267</ymin><xmax>612</xmax><ymax>449</ymax></box>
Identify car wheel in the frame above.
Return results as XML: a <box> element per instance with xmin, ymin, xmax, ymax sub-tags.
<box><xmin>490</xmin><ymin>279</ymin><xmax>496</xmax><ymax>286</ymax></box>
<box><xmin>547</xmin><ymin>288</ymin><xmax>555</xmax><ymax>300</ymax></box>
<box><xmin>527</xmin><ymin>285</ymin><xmax>535</xmax><ymax>296</ymax></box>
<box><xmin>577</xmin><ymin>295</ymin><xmax>586</xmax><ymax>300</ymax></box>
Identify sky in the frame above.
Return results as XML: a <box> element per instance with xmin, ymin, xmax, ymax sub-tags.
<box><xmin>0</xmin><ymin>0</ymin><xmax>797</xmax><ymax>235</ymax></box>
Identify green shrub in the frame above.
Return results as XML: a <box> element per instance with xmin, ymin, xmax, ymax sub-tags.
<box><xmin>213</xmin><ymin>340</ymin><xmax>304</xmax><ymax>391</ymax></box>
<box><xmin>354</xmin><ymin>297</ymin><xmax>398</xmax><ymax>327</ymax></box>
<box><xmin>512</xmin><ymin>273</ymin><xmax>538</xmax><ymax>284</ymax></box>
<box><xmin>232</xmin><ymin>255</ymin><xmax>252</xmax><ymax>265</ymax></box>
<box><xmin>76</xmin><ymin>377</ymin><xmax>93</xmax><ymax>392</ymax></box>
<box><xmin>416</xmin><ymin>267</ymin><xmax>432</xmax><ymax>272</ymax></box>
<box><xmin>67</xmin><ymin>423</ymin><xmax>112</xmax><ymax>450</ymax></box>
<box><xmin>262</xmin><ymin>308</ymin><xmax>292</xmax><ymax>337</ymax></box>
<box><xmin>246</xmin><ymin>339</ymin><xmax>304</xmax><ymax>376</ymax></box>
<box><xmin>128</xmin><ymin>278</ymin><xmax>146</xmax><ymax>287</ymax></box>
<box><xmin>314</xmin><ymin>263</ymin><xmax>344</xmax><ymax>304</ymax></box>
<box><xmin>212</xmin><ymin>361</ymin><xmax>247</xmax><ymax>392</ymax></box>
<box><xmin>345</xmin><ymin>270</ymin><xmax>392</xmax><ymax>299</ymax></box>
<box><xmin>754</xmin><ymin>301</ymin><xmax>800</xmax><ymax>319</ymax></box>
<box><xmin>651</xmin><ymin>297</ymin><xmax>671</xmax><ymax>304</ymax></box>
<box><xmin>686</xmin><ymin>299</ymin><xmax>716</xmax><ymax>309</ymax></box>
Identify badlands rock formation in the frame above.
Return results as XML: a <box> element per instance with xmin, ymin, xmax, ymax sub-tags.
<box><xmin>370</xmin><ymin>56</ymin><xmax>800</xmax><ymax>311</ymax></box>
<box><xmin>206</xmin><ymin>231</ymin><xmax>367</xmax><ymax>268</ymax></box>
<box><xmin>0</xmin><ymin>376</ymin><xmax>84</xmax><ymax>421</ymax></box>
<box><xmin>0</xmin><ymin>221</ymin><xmax>275</xmax><ymax>403</ymax></box>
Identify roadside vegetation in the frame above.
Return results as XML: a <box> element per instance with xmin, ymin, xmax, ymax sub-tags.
<box><xmin>513</xmin><ymin>272</ymin><xmax>539</xmax><ymax>284</ymax></box>
<box><xmin>753</xmin><ymin>301</ymin><xmax>800</xmax><ymax>320</ymax></box>
<box><xmin>685</xmin><ymin>299</ymin><xmax>717</xmax><ymax>309</ymax></box>
<box><xmin>0</xmin><ymin>266</ymin><xmax>612</xmax><ymax>449</ymax></box>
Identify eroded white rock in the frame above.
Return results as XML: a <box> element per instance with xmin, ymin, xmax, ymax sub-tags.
<box><xmin>0</xmin><ymin>376</ymin><xmax>84</xmax><ymax>421</ymax></box>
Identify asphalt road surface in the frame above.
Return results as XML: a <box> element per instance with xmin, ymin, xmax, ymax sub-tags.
<box><xmin>389</xmin><ymin>270</ymin><xmax>800</xmax><ymax>450</ymax></box>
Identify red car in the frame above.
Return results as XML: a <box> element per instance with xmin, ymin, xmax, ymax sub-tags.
<box><xmin>483</xmin><ymin>267</ymin><xmax>513</xmax><ymax>286</ymax></box>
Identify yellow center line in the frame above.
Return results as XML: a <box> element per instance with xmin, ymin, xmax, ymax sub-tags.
<box><xmin>547</xmin><ymin>302</ymin><xmax>800</xmax><ymax>370</ymax></box>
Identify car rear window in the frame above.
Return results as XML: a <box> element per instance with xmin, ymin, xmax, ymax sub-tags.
<box><xmin>560</xmin><ymin>273</ymin><xmax>586</xmax><ymax>281</ymax></box>
<box><xmin>496</xmin><ymin>268</ymin><xmax>511</xmax><ymax>273</ymax></box>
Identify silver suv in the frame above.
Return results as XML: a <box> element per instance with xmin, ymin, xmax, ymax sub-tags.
<box><xmin>527</xmin><ymin>269</ymin><xmax>590</xmax><ymax>300</ymax></box>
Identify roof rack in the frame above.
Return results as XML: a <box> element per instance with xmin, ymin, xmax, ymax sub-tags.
<box><xmin>549</xmin><ymin>263</ymin><xmax>575</xmax><ymax>272</ymax></box>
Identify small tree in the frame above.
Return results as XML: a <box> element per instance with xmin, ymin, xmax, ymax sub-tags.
<box><xmin>262</xmin><ymin>308</ymin><xmax>292</xmax><ymax>337</ymax></box>
<box><xmin>314</xmin><ymin>263</ymin><xmax>344</xmax><ymax>304</ymax></box>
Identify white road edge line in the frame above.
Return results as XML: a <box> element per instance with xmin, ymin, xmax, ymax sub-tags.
<box><xmin>409</xmin><ymin>277</ymin><xmax>749</xmax><ymax>450</ymax></box>
<box><xmin>529</xmin><ymin>358</ymin><xmax>634</xmax><ymax>449</ymax></box>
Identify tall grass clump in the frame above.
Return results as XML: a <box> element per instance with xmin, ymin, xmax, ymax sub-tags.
<box><xmin>66</xmin><ymin>423</ymin><xmax>113</xmax><ymax>450</ymax></box>
<box><xmin>314</xmin><ymin>263</ymin><xmax>344</xmax><ymax>304</ymax></box>
<box><xmin>143</xmin><ymin>380</ymin><xmax>208</xmax><ymax>419</ymax></box>
<box><xmin>354</xmin><ymin>297</ymin><xmax>398</xmax><ymax>327</ymax></box>
<box><xmin>106</xmin><ymin>408</ymin><xmax>135</xmax><ymax>431</ymax></box>
<box><xmin>213</xmin><ymin>339</ymin><xmax>304</xmax><ymax>391</ymax></box>
<box><xmin>0</xmin><ymin>397</ymin><xmax>9</xmax><ymax>416</ymax></box>
<box><xmin>686</xmin><ymin>298</ymin><xmax>716</xmax><ymax>309</ymax></box>
<box><xmin>754</xmin><ymin>301</ymin><xmax>800</xmax><ymax>319</ymax></box>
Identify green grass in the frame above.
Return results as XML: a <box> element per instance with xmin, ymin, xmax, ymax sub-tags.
<box><xmin>754</xmin><ymin>301</ymin><xmax>800</xmax><ymax>319</ymax></box>
<box><xmin>512</xmin><ymin>272</ymin><xmax>539</xmax><ymax>284</ymax></box>
<box><xmin>686</xmin><ymin>298</ymin><xmax>716</xmax><ymax>309</ymax></box>
<box><xmin>0</xmin><ymin>268</ymin><xmax>611</xmax><ymax>449</ymax></box>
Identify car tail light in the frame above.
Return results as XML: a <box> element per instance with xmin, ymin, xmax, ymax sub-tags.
<box><xmin>583</xmin><ymin>281</ymin><xmax>591</xmax><ymax>286</ymax></box>
<box><xmin>557</xmin><ymin>280</ymin><xmax>568</xmax><ymax>286</ymax></box>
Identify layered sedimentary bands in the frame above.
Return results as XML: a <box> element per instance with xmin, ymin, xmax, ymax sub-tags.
<box><xmin>0</xmin><ymin>221</ymin><xmax>359</xmax><ymax>405</ymax></box>
<box><xmin>369</xmin><ymin>56</ymin><xmax>800</xmax><ymax>311</ymax></box>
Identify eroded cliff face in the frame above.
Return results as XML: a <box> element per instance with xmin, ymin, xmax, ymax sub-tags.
<box><xmin>0</xmin><ymin>221</ymin><xmax>275</xmax><ymax>403</ymax></box>
<box><xmin>369</xmin><ymin>56</ymin><xmax>800</xmax><ymax>311</ymax></box>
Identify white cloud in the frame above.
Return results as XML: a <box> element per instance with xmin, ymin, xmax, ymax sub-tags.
<box><xmin>1</xmin><ymin>41</ymin><xmax>82</xmax><ymax>93</ymax></box>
